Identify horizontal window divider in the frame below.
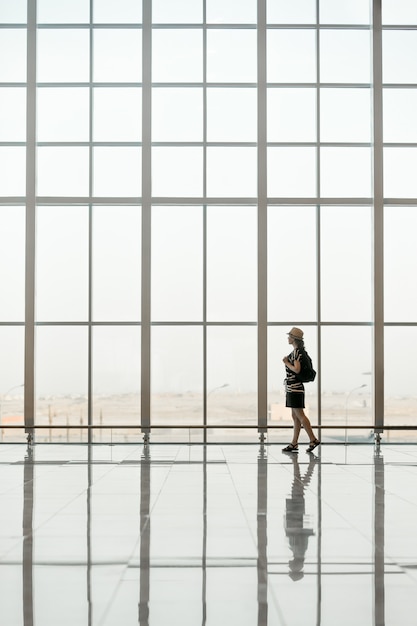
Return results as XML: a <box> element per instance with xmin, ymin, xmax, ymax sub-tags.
<box><xmin>152</xmin><ymin>82</ymin><xmax>258</xmax><ymax>88</ymax></box>
<box><xmin>0</xmin><ymin>83</ymin><xmax>26</xmax><ymax>87</ymax></box>
<box><xmin>152</xmin><ymin>142</ymin><xmax>257</xmax><ymax>147</ymax></box>
<box><xmin>268</xmin><ymin>83</ymin><xmax>372</xmax><ymax>88</ymax></box>
<box><xmin>382</xmin><ymin>24</ymin><xmax>417</xmax><ymax>30</ymax></box>
<box><xmin>151</xmin><ymin>321</ymin><xmax>257</xmax><ymax>326</ymax></box>
<box><xmin>0</xmin><ymin>142</ymin><xmax>26</xmax><ymax>147</ymax></box>
<box><xmin>384</xmin><ymin>143</ymin><xmax>417</xmax><ymax>148</ymax></box>
<box><xmin>2</xmin><ymin>424</ymin><xmax>413</xmax><ymax>430</ymax></box>
<box><xmin>1</xmin><ymin>197</ymin><xmax>388</xmax><ymax>206</ymax></box>
<box><xmin>0</xmin><ymin>24</ymin><xmax>27</xmax><ymax>29</ymax></box>
<box><xmin>384</xmin><ymin>198</ymin><xmax>417</xmax><ymax>205</ymax></box>
<box><xmin>36</xmin><ymin>142</ymin><xmax>142</xmax><ymax>147</ymax></box>
<box><xmin>0</xmin><ymin>197</ymin><xmax>26</xmax><ymax>204</ymax></box>
<box><xmin>37</xmin><ymin>82</ymin><xmax>143</xmax><ymax>88</ymax></box>
<box><xmin>36</xmin><ymin>196</ymin><xmax>142</xmax><ymax>204</ymax></box>
<box><xmin>383</xmin><ymin>83</ymin><xmax>417</xmax><ymax>88</ymax></box>
<box><xmin>268</xmin><ymin>143</ymin><xmax>372</xmax><ymax>147</ymax></box>
<box><xmin>0</xmin><ymin>321</ymin><xmax>25</xmax><ymax>326</ymax></box>
<box><xmin>37</xmin><ymin>23</ymin><xmax>143</xmax><ymax>29</ymax></box>
<box><xmin>35</xmin><ymin>321</ymin><xmax>141</xmax><ymax>325</ymax></box>
<box><xmin>267</xmin><ymin>321</ymin><xmax>373</xmax><ymax>326</ymax></box>
<box><xmin>384</xmin><ymin>322</ymin><xmax>417</xmax><ymax>326</ymax></box>
<box><xmin>151</xmin><ymin>197</ymin><xmax>258</xmax><ymax>204</ymax></box>
<box><xmin>267</xmin><ymin>24</ymin><xmax>371</xmax><ymax>30</ymax></box>
<box><xmin>153</xmin><ymin>23</ymin><xmax>257</xmax><ymax>29</ymax></box>
<box><xmin>268</xmin><ymin>197</ymin><xmax>373</xmax><ymax>204</ymax></box>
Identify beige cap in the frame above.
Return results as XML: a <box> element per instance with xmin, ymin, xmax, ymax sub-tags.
<box><xmin>287</xmin><ymin>327</ymin><xmax>304</xmax><ymax>340</ymax></box>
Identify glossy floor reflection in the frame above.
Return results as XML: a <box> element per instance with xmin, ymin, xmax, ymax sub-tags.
<box><xmin>1</xmin><ymin>442</ymin><xmax>417</xmax><ymax>625</ymax></box>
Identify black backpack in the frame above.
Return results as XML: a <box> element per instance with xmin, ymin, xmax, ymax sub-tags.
<box><xmin>296</xmin><ymin>350</ymin><xmax>316</xmax><ymax>383</ymax></box>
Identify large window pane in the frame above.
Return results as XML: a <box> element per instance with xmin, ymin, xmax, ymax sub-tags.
<box><xmin>0</xmin><ymin>88</ymin><xmax>26</xmax><ymax>141</ymax></box>
<box><xmin>385</xmin><ymin>327</ymin><xmax>417</xmax><ymax>426</ymax></box>
<box><xmin>35</xmin><ymin>327</ymin><xmax>88</xmax><ymax>425</ymax></box>
<box><xmin>152</xmin><ymin>88</ymin><xmax>203</xmax><ymax>142</ymax></box>
<box><xmin>93</xmin><ymin>147</ymin><xmax>141</xmax><ymax>197</ymax></box>
<box><xmin>0</xmin><ymin>207</ymin><xmax>25</xmax><ymax>322</ymax></box>
<box><xmin>93</xmin><ymin>30</ymin><xmax>142</xmax><ymax>82</ymax></box>
<box><xmin>321</xmin><ymin>326</ymin><xmax>372</xmax><ymax>425</ymax></box>
<box><xmin>152</xmin><ymin>30</ymin><xmax>202</xmax><ymax>82</ymax></box>
<box><xmin>207</xmin><ymin>327</ymin><xmax>257</xmax><ymax>423</ymax></box>
<box><xmin>320</xmin><ymin>148</ymin><xmax>371</xmax><ymax>197</ymax></box>
<box><xmin>207</xmin><ymin>206</ymin><xmax>257</xmax><ymax>322</ymax></box>
<box><xmin>267</xmin><ymin>88</ymin><xmax>316</xmax><ymax>142</ymax></box>
<box><xmin>321</xmin><ymin>206</ymin><xmax>372</xmax><ymax>322</ymax></box>
<box><xmin>0</xmin><ymin>328</ymin><xmax>24</xmax><ymax>438</ymax></box>
<box><xmin>207</xmin><ymin>148</ymin><xmax>257</xmax><ymax>197</ymax></box>
<box><xmin>267</xmin><ymin>30</ymin><xmax>316</xmax><ymax>83</ymax></box>
<box><xmin>93</xmin><ymin>206</ymin><xmax>141</xmax><ymax>322</ymax></box>
<box><xmin>0</xmin><ymin>147</ymin><xmax>26</xmax><ymax>196</ymax></box>
<box><xmin>207</xmin><ymin>0</ymin><xmax>256</xmax><ymax>24</ymax></box>
<box><xmin>93</xmin><ymin>0</ymin><xmax>142</xmax><ymax>23</ymax></box>
<box><xmin>0</xmin><ymin>30</ymin><xmax>26</xmax><ymax>81</ymax></box>
<box><xmin>152</xmin><ymin>0</ymin><xmax>202</xmax><ymax>23</ymax></box>
<box><xmin>37</xmin><ymin>30</ymin><xmax>89</xmax><ymax>82</ymax></box>
<box><xmin>37</xmin><ymin>0</ymin><xmax>89</xmax><ymax>23</ymax></box>
<box><xmin>268</xmin><ymin>148</ymin><xmax>316</xmax><ymax>197</ymax></box>
<box><xmin>152</xmin><ymin>147</ymin><xmax>203</xmax><ymax>196</ymax></box>
<box><xmin>382</xmin><ymin>0</ymin><xmax>417</xmax><ymax>24</ymax></box>
<box><xmin>268</xmin><ymin>206</ymin><xmax>316</xmax><ymax>322</ymax></box>
<box><xmin>383</xmin><ymin>31</ymin><xmax>417</xmax><ymax>84</ymax></box>
<box><xmin>36</xmin><ymin>206</ymin><xmax>89</xmax><ymax>322</ymax></box>
<box><xmin>384</xmin><ymin>207</ymin><xmax>417</xmax><ymax>322</ymax></box>
<box><xmin>92</xmin><ymin>326</ymin><xmax>141</xmax><ymax>426</ymax></box>
<box><xmin>384</xmin><ymin>148</ymin><xmax>417</xmax><ymax>198</ymax></box>
<box><xmin>0</xmin><ymin>0</ymin><xmax>26</xmax><ymax>22</ymax></box>
<box><xmin>152</xmin><ymin>206</ymin><xmax>203</xmax><ymax>322</ymax></box>
<box><xmin>37</xmin><ymin>88</ymin><xmax>89</xmax><ymax>142</ymax></box>
<box><xmin>93</xmin><ymin>87</ymin><xmax>141</xmax><ymax>142</ymax></box>
<box><xmin>151</xmin><ymin>327</ymin><xmax>203</xmax><ymax>425</ymax></box>
<box><xmin>320</xmin><ymin>88</ymin><xmax>371</xmax><ymax>142</ymax></box>
<box><xmin>384</xmin><ymin>89</ymin><xmax>417</xmax><ymax>143</ymax></box>
<box><xmin>320</xmin><ymin>30</ymin><xmax>370</xmax><ymax>83</ymax></box>
<box><xmin>207</xmin><ymin>88</ymin><xmax>257</xmax><ymax>142</ymax></box>
<box><xmin>207</xmin><ymin>30</ymin><xmax>257</xmax><ymax>83</ymax></box>
<box><xmin>319</xmin><ymin>0</ymin><xmax>370</xmax><ymax>24</ymax></box>
<box><xmin>37</xmin><ymin>147</ymin><xmax>89</xmax><ymax>196</ymax></box>
<box><xmin>267</xmin><ymin>0</ymin><xmax>316</xmax><ymax>24</ymax></box>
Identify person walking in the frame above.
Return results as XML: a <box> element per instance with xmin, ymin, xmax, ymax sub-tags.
<box><xmin>282</xmin><ymin>327</ymin><xmax>320</xmax><ymax>453</ymax></box>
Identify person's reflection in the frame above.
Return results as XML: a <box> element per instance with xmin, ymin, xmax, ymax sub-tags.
<box><xmin>284</xmin><ymin>453</ymin><xmax>318</xmax><ymax>582</ymax></box>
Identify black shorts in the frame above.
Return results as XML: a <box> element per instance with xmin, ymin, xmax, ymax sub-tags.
<box><xmin>286</xmin><ymin>392</ymin><xmax>305</xmax><ymax>409</ymax></box>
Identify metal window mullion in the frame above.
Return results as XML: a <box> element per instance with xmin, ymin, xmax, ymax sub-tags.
<box><xmin>24</xmin><ymin>0</ymin><xmax>37</xmax><ymax>437</ymax></box>
<box><xmin>141</xmin><ymin>0</ymin><xmax>152</xmax><ymax>438</ymax></box>
<box><xmin>203</xmin><ymin>0</ymin><xmax>208</xmax><ymax>441</ymax></box>
<box><xmin>316</xmin><ymin>3</ymin><xmax>322</xmax><ymax>429</ymax></box>
<box><xmin>372</xmin><ymin>0</ymin><xmax>384</xmax><ymax>434</ymax></box>
<box><xmin>87</xmin><ymin>0</ymin><xmax>93</xmax><ymax>442</ymax></box>
<box><xmin>257</xmin><ymin>0</ymin><xmax>267</xmax><ymax>437</ymax></box>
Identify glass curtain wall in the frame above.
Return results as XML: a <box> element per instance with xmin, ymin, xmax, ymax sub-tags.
<box><xmin>0</xmin><ymin>0</ymin><xmax>417</xmax><ymax>442</ymax></box>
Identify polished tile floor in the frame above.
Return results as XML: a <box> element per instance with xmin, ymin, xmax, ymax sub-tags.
<box><xmin>1</xmin><ymin>442</ymin><xmax>417</xmax><ymax>625</ymax></box>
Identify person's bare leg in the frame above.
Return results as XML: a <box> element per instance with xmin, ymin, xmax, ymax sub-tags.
<box><xmin>291</xmin><ymin>410</ymin><xmax>302</xmax><ymax>445</ymax></box>
<box><xmin>292</xmin><ymin>408</ymin><xmax>317</xmax><ymax>443</ymax></box>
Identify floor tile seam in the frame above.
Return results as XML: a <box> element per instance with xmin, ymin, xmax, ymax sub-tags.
<box><xmin>223</xmin><ymin>452</ymin><xmax>270</xmax><ymax>555</ymax></box>
<box><xmin>316</xmin><ymin>497</ymin><xmax>377</xmax><ymax>546</ymax></box>
<box><xmin>96</xmin><ymin>451</ymin><xmax>182</xmax><ymax>626</ymax></box>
